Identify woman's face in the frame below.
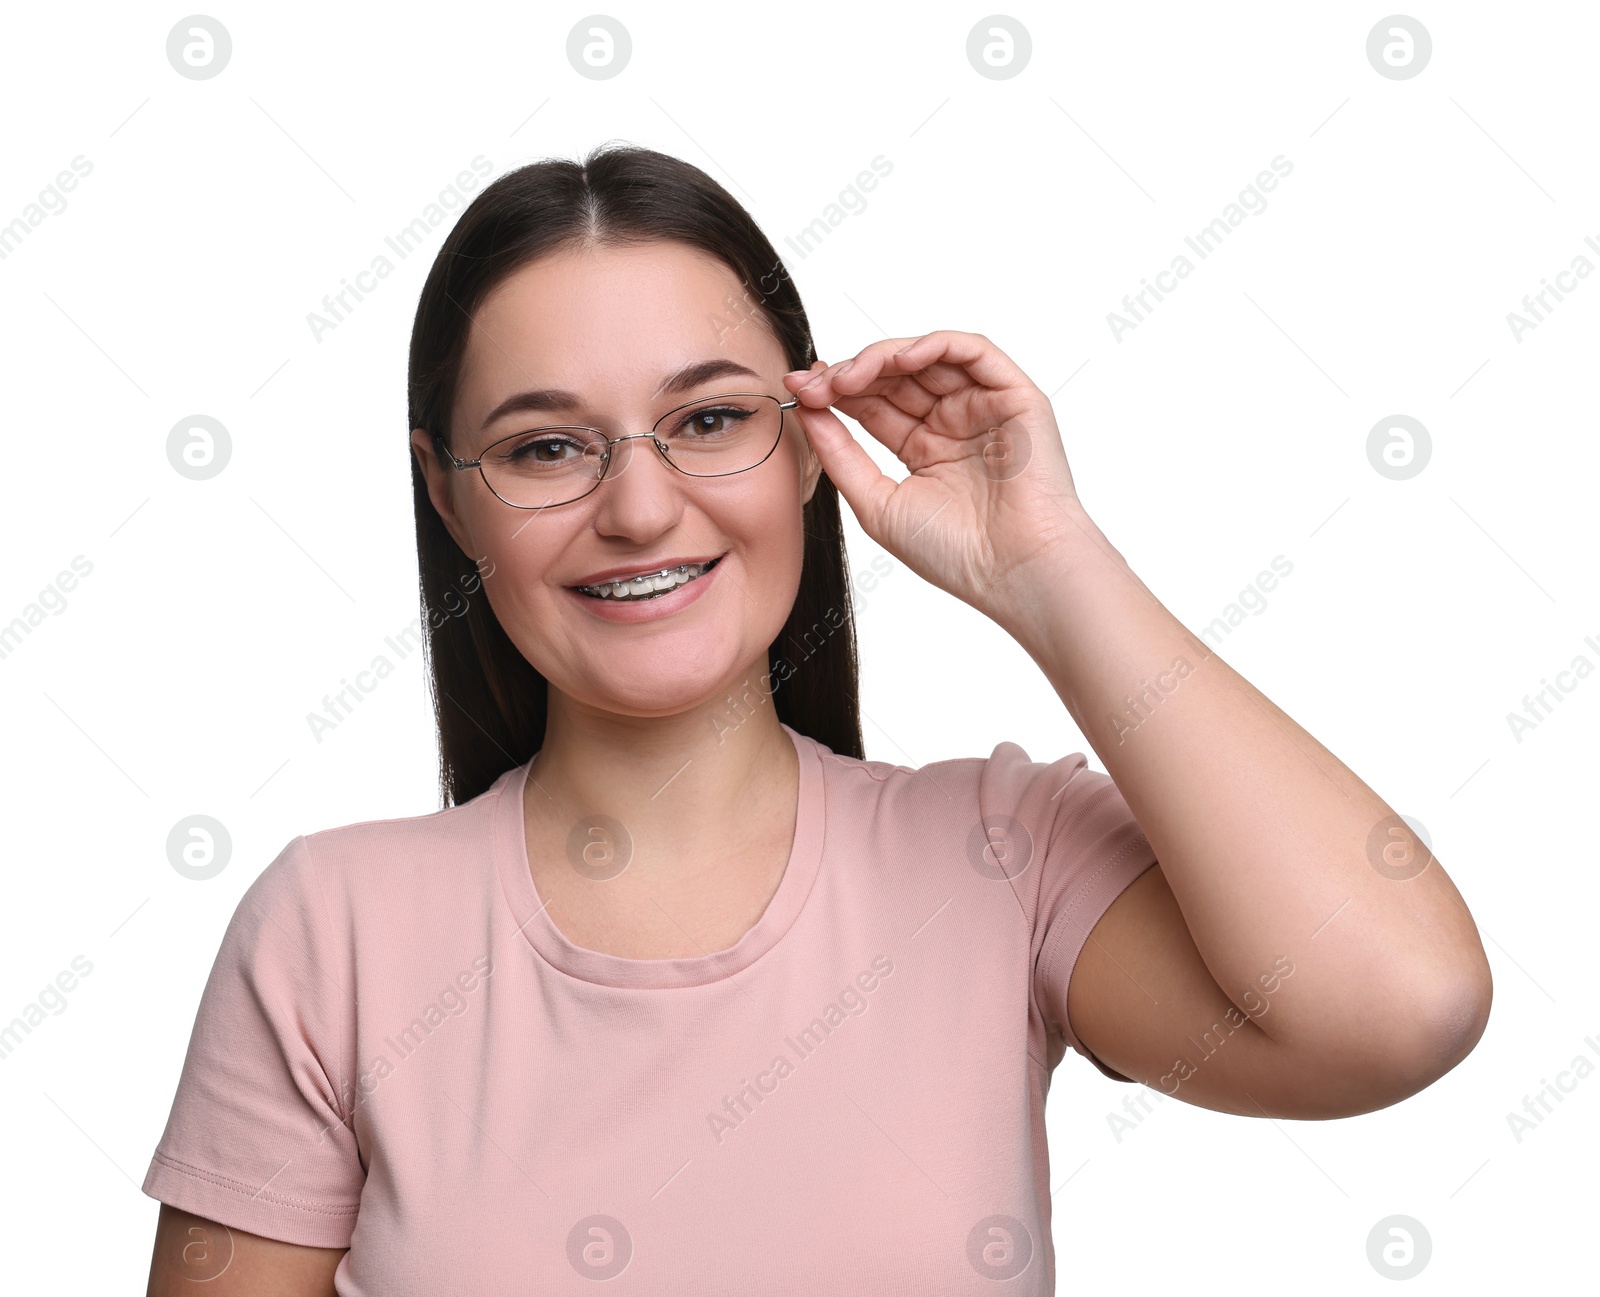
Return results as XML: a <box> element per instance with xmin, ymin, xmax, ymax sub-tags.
<box><xmin>411</xmin><ymin>240</ymin><xmax>823</xmax><ymax>722</ymax></box>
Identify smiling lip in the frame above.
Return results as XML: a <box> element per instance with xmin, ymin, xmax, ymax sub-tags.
<box><xmin>566</xmin><ymin>553</ymin><xmax>723</xmax><ymax>621</ymax></box>
<box><xmin>568</xmin><ymin>553</ymin><xmax>725</xmax><ymax>588</ymax></box>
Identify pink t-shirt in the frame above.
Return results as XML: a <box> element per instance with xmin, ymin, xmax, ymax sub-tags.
<box><xmin>143</xmin><ymin>721</ymin><xmax>1157</xmax><ymax>1294</ymax></box>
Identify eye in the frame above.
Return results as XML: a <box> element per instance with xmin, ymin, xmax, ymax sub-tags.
<box><xmin>499</xmin><ymin>431</ymin><xmax>597</xmax><ymax>464</ymax></box>
<box><xmin>675</xmin><ymin>404</ymin><xmax>754</xmax><ymax>438</ymax></box>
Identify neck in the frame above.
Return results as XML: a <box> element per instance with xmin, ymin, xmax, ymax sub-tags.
<box><xmin>525</xmin><ymin>673</ymin><xmax>797</xmax><ymax>862</ymax></box>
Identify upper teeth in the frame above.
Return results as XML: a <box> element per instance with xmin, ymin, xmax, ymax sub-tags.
<box><xmin>580</xmin><ymin>560</ymin><xmax>713</xmax><ymax>598</ymax></box>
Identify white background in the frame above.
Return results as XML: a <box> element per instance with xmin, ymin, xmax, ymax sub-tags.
<box><xmin>0</xmin><ymin>1</ymin><xmax>1594</xmax><ymax>1290</ymax></box>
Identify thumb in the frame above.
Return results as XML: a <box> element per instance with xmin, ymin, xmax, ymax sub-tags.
<box><xmin>793</xmin><ymin>400</ymin><xmax>889</xmax><ymax>536</ymax></box>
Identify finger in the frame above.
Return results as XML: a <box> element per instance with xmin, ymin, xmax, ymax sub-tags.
<box><xmin>837</xmin><ymin>339</ymin><xmax>1008</xmax><ymax>420</ymax></box>
<box><xmin>795</xmin><ymin>338</ymin><xmax>922</xmax><ymax>396</ymax></box>
<box><xmin>793</xmin><ymin>340</ymin><xmax>946</xmax><ymax>418</ymax></box>
<box><xmin>798</xmin><ymin>376</ymin><xmax>938</xmax><ymax>430</ymax></box>
<box><xmin>798</xmin><ymin>331</ymin><xmax>1017</xmax><ymax>417</ymax></box>
<box><xmin>792</xmin><ymin>401</ymin><xmax>893</xmax><ymax>535</ymax></box>
<box><xmin>783</xmin><ymin>360</ymin><xmax>829</xmax><ymax>389</ymax></box>
<box><xmin>889</xmin><ymin>330</ymin><xmax>1030</xmax><ymax>394</ymax></box>
<box><xmin>815</xmin><ymin>390</ymin><xmax>927</xmax><ymax>458</ymax></box>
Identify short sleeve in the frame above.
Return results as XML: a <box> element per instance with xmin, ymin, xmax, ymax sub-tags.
<box><xmin>979</xmin><ymin>744</ymin><xmax>1158</xmax><ymax>1083</ymax></box>
<box><xmin>142</xmin><ymin>834</ymin><xmax>364</xmax><ymax>1247</ymax></box>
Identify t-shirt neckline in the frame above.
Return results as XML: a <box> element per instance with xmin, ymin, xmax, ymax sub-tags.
<box><xmin>492</xmin><ymin>720</ymin><xmax>826</xmax><ymax>988</ymax></box>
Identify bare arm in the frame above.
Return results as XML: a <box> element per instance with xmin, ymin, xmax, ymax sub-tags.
<box><xmin>782</xmin><ymin>331</ymin><xmax>1491</xmax><ymax>1108</ymax></box>
<box><xmin>146</xmin><ymin>1203</ymin><xmax>346</xmax><ymax>1297</ymax></box>
<box><xmin>1068</xmin><ymin>862</ymin><xmax>1488</xmax><ymax>1117</ymax></box>
<box><xmin>1009</xmin><ymin>508</ymin><xmax>1492</xmax><ymax>1112</ymax></box>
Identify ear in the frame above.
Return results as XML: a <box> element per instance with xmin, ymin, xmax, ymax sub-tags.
<box><xmin>792</xmin><ymin>364</ymin><xmax>826</xmax><ymax>506</ymax></box>
<box><xmin>410</xmin><ymin>428</ymin><xmax>477</xmax><ymax>557</ymax></box>
<box><xmin>799</xmin><ymin>424</ymin><xmax>823</xmax><ymax>506</ymax></box>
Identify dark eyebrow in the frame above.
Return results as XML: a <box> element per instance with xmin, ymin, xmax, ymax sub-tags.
<box><xmin>479</xmin><ymin>359</ymin><xmax>765</xmax><ymax>431</ymax></box>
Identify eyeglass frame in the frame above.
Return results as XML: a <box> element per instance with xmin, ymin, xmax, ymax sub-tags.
<box><xmin>432</xmin><ymin>391</ymin><xmax>802</xmax><ymax>511</ymax></box>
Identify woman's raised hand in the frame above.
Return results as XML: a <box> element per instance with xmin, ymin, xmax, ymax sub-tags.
<box><xmin>783</xmin><ymin>331</ymin><xmax>1096</xmax><ymax>624</ymax></box>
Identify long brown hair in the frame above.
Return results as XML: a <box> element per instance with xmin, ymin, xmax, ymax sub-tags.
<box><xmin>407</xmin><ymin>142</ymin><xmax>864</xmax><ymax>807</ymax></box>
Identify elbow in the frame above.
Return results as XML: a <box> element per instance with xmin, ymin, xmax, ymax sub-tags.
<box><xmin>1346</xmin><ymin>960</ymin><xmax>1495</xmax><ymax>1114</ymax></box>
<box><xmin>1424</xmin><ymin>958</ymin><xmax>1494</xmax><ymax>1068</ymax></box>
<box><xmin>1249</xmin><ymin>958</ymin><xmax>1494</xmax><ymax>1119</ymax></box>
<box><xmin>1375</xmin><ymin>960</ymin><xmax>1494</xmax><ymax>1101</ymax></box>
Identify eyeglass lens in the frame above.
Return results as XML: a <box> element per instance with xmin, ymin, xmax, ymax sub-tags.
<box><xmin>477</xmin><ymin>393</ymin><xmax>785</xmax><ymax>509</ymax></box>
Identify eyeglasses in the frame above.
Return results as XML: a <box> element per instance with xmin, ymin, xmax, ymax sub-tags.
<box><xmin>434</xmin><ymin>391</ymin><xmax>801</xmax><ymax>511</ymax></box>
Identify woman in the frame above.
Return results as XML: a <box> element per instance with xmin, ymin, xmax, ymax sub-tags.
<box><xmin>142</xmin><ymin>144</ymin><xmax>1492</xmax><ymax>1294</ymax></box>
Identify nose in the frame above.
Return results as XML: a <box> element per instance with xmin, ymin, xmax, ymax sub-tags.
<box><xmin>606</xmin><ymin>431</ymin><xmax>660</xmax><ymax>456</ymax></box>
<box><xmin>584</xmin><ymin>430</ymin><xmax>685</xmax><ymax>534</ymax></box>
<box><xmin>600</xmin><ymin>431</ymin><xmax>673</xmax><ymax>482</ymax></box>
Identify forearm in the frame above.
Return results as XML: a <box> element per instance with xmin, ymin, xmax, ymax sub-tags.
<box><xmin>994</xmin><ymin>508</ymin><xmax>1492</xmax><ymax>1063</ymax></box>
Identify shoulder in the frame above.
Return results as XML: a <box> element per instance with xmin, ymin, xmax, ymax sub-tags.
<box><xmin>255</xmin><ymin>765</ymin><xmax>519</xmax><ymax>930</ymax></box>
<box><xmin>801</xmin><ymin>732</ymin><xmax>991</xmax><ymax>812</ymax></box>
<box><xmin>799</xmin><ymin>727</ymin><xmax>1101</xmax><ymax>830</ymax></box>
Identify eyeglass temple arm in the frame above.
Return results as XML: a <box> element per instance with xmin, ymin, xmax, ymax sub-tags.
<box><xmin>430</xmin><ymin>430</ymin><xmax>476</xmax><ymax>472</ymax></box>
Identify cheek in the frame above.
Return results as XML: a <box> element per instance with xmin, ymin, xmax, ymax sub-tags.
<box><xmin>471</xmin><ymin>515</ymin><xmax>569</xmax><ymax>617</ymax></box>
<box><xmin>732</xmin><ymin>496</ymin><xmax>809</xmax><ymax>621</ymax></box>
<box><xmin>469</xmin><ymin>484</ymin><xmax>571</xmax><ymax>564</ymax></box>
